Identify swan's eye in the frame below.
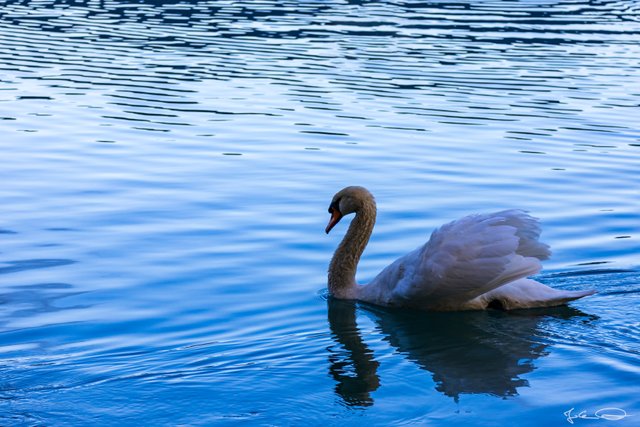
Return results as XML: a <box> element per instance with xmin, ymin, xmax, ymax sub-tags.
<box><xmin>328</xmin><ymin>199</ymin><xmax>341</xmax><ymax>214</ymax></box>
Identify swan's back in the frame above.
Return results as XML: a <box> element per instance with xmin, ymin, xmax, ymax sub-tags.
<box><xmin>359</xmin><ymin>210</ymin><xmax>552</xmax><ymax>310</ymax></box>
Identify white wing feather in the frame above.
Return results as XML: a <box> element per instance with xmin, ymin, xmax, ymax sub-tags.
<box><xmin>358</xmin><ymin>210</ymin><xmax>552</xmax><ymax>310</ymax></box>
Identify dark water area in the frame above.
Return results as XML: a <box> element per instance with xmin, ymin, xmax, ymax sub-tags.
<box><xmin>1</xmin><ymin>0</ymin><xmax>639</xmax><ymax>425</ymax></box>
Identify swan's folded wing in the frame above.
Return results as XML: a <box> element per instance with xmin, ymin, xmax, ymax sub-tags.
<box><xmin>361</xmin><ymin>210</ymin><xmax>551</xmax><ymax>310</ymax></box>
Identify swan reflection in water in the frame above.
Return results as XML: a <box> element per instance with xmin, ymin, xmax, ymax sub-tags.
<box><xmin>326</xmin><ymin>298</ymin><xmax>596</xmax><ymax>406</ymax></box>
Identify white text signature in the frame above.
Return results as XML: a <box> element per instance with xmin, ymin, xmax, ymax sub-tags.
<box><xmin>564</xmin><ymin>408</ymin><xmax>631</xmax><ymax>424</ymax></box>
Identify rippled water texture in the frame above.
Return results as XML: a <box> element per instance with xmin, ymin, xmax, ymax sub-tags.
<box><xmin>1</xmin><ymin>1</ymin><xmax>639</xmax><ymax>425</ymax></box>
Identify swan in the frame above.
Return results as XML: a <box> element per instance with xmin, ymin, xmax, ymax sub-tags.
<box><xmin>325</xmin><ymin>186</ymin><xmax>595</xmax><ymax>311</ymax></box>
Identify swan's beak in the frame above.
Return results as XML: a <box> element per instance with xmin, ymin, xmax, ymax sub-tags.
<box><xmin>325</xmin><ymin>207</ymin><xmax>343</xmax><ymax>234</ymax></box>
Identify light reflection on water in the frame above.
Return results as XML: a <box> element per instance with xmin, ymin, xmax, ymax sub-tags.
<box><xmin>0</xmin><ymin>0</ymin><xmax>639</xmax><ymax>425</ymax></box>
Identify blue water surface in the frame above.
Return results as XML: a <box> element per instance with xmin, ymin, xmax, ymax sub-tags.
<box><xmin>1</xmin><ymin>0</ymin><xmax>639</xmax><ymax>425</ymax></box>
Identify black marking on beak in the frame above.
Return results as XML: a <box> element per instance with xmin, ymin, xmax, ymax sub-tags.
<box><xmin>326</xmin><ymin>201</ymin><xmax>343</xmax><ymax>234</ymax></box>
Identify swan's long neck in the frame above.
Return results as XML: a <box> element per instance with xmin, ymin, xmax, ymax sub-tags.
<box><xmin>328</xmin><ymin>200</ymin><xmax>376</xmax><ymax>299</ymax></box>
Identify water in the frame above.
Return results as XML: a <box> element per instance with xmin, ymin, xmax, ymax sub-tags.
<box><xmin>1</xmin><ymin>0</ymin><xmax>639</xmax><ymax>425</ymax></box>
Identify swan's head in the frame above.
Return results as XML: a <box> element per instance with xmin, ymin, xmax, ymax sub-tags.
<box><xmin>325</xmin><ymin>186</ymin><xmax>375</xmax><ymax>234</ymax></box>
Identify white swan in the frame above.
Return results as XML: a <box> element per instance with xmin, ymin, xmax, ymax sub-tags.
<box><xmin>325</xmin><ymin>186</ymin><xmax>595</xmax><ymax>311</ymax></box>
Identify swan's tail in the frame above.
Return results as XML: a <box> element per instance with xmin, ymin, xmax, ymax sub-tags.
<box><xmin>476</xmin><ymin>278</ymin><xmax>597</xmax><ymax>310</ymax></box>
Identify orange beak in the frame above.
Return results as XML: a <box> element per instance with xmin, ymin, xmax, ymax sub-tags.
<box><xmin>325</xmin><ymin>207</ymin><xmax>343</xmax><ymax>234</ymax></box>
